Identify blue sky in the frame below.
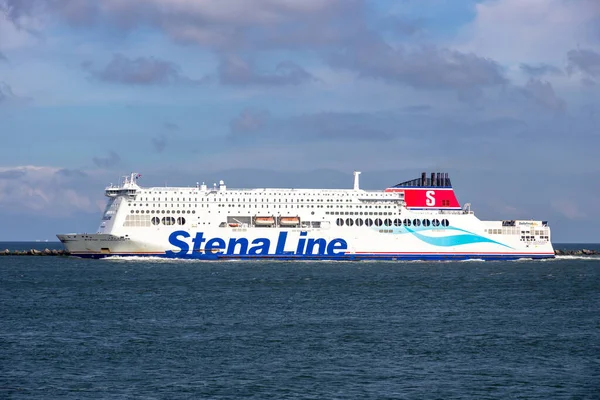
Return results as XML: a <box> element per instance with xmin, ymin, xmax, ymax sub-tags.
<box><xmin>0</xmin><ymin>0</ymin><xmax>599</xmax><ymax>242</ymax></box>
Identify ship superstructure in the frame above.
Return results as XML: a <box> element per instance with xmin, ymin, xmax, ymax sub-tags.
<box><xmin>57</xmin><ymin>172</ymin><xmax>554</xmax><ymax>260</ymax></box>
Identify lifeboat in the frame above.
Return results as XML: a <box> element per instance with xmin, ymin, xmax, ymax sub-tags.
<box><xmin>228</xmin><ymin>223</ymin><xmax>239</xmax><ymax>227</ymax></box>
<box><xmin>279</xmin><ymin>216</ymin><xmax>300</xmax><ymax>226</ymax></box>
<box><xmin>254</xmin><ymin>216</ymin><xmax>275</xmax><ymax>226</ymax></box>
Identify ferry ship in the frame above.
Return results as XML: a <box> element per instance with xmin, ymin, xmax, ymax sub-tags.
<box><xmin>57</xmin><ymin>172</ymin><xmax>555</xmax><ymax>260</ymax></box>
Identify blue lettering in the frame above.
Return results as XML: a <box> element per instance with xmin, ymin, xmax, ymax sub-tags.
<box><xmin>248</xmin><ymin>238</ymin><xmax>270</xmax><ymax>255</ymax></box>
<box><xmin>167</xmin><ymin>230</ymin><xmax>190</xmax><ymax>257</ymax></box>
<box><xmin>205</xmin><ymin>238</ymin><xmax>226</xmax><ymax>254</ymax></box>
<box><xmin>327</xmin><ymin>238</ymin><xmax>347</xmax><ymax>255</ymax></box>
<box><xmin>166</xmin><ymin>231</ymin><xmax>348</xmax><ymax>257</ymax></box>
<box><xmin>227</xmin><ymin>238</ymin><xmax>249</xmax><ymax>255</ymax></box>
<box><xmin>296</xmin><ymin>231</ymin><xmax>308</xmax><ymax>254</ymax></box>
<box><xmin>192</xmin><ymin>232</ymin><xmax>206</xmax><ymax>252</ymax></box>
<box><xmin>275</xmin><ymin>232</ymin><xmax>288</xmax><ymax>255</ymax></box>
<box><xmin>306</xmin><ymin>238</ymin><xmax>327</xmax><ymax>255</ymax></box>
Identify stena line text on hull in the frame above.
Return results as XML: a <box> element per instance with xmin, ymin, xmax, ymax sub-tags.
<box><xmin>167</xmin><ymin>231</ymin><xmax>348</xmax><ymax>257</ymax></box>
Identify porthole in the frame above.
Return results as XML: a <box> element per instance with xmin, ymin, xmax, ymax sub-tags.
<box><xmin>365</xmin><ymin>218</ymin><xmax>373</xmax><ymax>226</ymax></box>
<box><xmin>375</xmin><ymin>218</ymin><xmax>383</xmax><ymax>227</ymax></box>
<box><xmin>346</xmin><ymin>218</ymin><xmax>354</xmax><ymax>226</ymax></box>
<box><xmin>422</xmin><ymin>219</ymin><xmax>431</xmax><ymax>227</ymax></box>
<box><xmin>432</xmin><ymin>219</ymin><xmax>440</xmax><ymax>227</ymax></box>
<box><xmin>336</xmin><ymin>218</ymin><xmax>344</xmax><ymax>226</ymax></box>
<box><xmin>403</xmin><ymin>219</ymin><xmax>412</xmax><ymax>227</ymax></box>
<box><xmin>355</xmin><ymin>218</ymin><xmax>364</xmax><ymax>226</ymax></box>
<box><xmin>442</xmin><ymin>219</ymin><xmax>449</xmax><ymax>227</ymax></box>
<box><xmin>384</xmin><ymin>219</ymin><xmax>392</xmax><ymax>227</ymax></box>
<box><xmin>151</xmin><ymin>217</ymin><xmax>160</xmax><ymax>225</ymax></box>
<box><xmin>413</xmin><ymin>219</ymin><xmax>421</xmax><ymax>227</ymax></box>
<box><xmin>393</xmin><ymin>219</ymin><xmax>402</xmax><ymax>227</ymax></box>
<box><xmin>177</xmin><ymin>217</ymin><xmax>186</xmax><ymax>225</ymax></box>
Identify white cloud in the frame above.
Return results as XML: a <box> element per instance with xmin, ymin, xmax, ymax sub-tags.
<box><xmin>106</xmin><ymin>0</ymin><xmax>337</xmax><ymax>24</ymax></box>
<box><xmin>456</xmin><ymin>0</ymin><xmax>600</xmax><ymax>66</ymax></box>
<box><xmin>551</xmin><ymin>200</ymin><xmax>587</xmax><ymax>220</ymax></box>
<box><xmin>0</xmin><ymin>166</ymin><xmax>103</xmax><ymax>215</ymax></box>
<box><xmin>0</xmin><ymin>12</ymin><xmax>39</xmax><ymax>50</ymax></box>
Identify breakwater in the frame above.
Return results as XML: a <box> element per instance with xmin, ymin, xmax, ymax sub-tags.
<box><xmin>0</xmin><ymin>248</ymin><xmax>598</xmax><ymax>257</ymax></box>
<box><xmin>554</xmin><ymin>248</ymin><xmax>599</xmax><ymax>256</ymax></box>
<box><xmin>2</xmin><ymin>248</ymin><xmax>70</xmax><ymax>256</ymax></box>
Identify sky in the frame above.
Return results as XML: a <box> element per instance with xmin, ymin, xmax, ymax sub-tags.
<box><xmin>0</xmin><ymin>0</ymin><xmax>599</xmax><ymax>242</ymax></box>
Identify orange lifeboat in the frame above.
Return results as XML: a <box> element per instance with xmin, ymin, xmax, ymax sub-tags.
<box><xmin>254</xmin><ymin>216</ymin><xmax>275</xmax><ymax>226</ymax></box>
<box><xmin>279</xmin><ymin>216</ymin><xmax>300</xmax><ymax>226</ymax></box>
<box><xmin>228</xmin><ymin>223</ymin><xmax>239</xmax><ymax>227</ymax></box>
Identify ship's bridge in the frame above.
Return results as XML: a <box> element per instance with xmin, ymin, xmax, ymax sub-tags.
<box><xmin>105</xmin><ymin>172</ymin><xmax>141</xmax><ymax>198</ymax></box>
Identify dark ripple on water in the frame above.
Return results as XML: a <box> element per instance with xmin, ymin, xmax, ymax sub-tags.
<box><xmin>1</xmin><ymin>255</ymin><xmax>599</xmax><ymax>399</ymax></box>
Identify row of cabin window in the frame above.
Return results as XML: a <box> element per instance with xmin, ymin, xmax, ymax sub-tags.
<box><xmin>521</xmin><ymin>236</ymin><xmax>549</xmax><ymax>241</ymax></box>
<box><xmin>134</xmin><ymin>198</ymin><xmax>395</xmax><ymax>206</ymax></box>
<box><xmin>487</xmin><ymin>228</ymin><xmax>548</xmax><ymax>236</ymax></box>
<box><xmin>150</xmin><ymin>217</ymin><xmax>186</xmax><ymax>226</ymax></box>
<box><xmin>487</xmin><ymin>228</ymin><xmax>521</xmax><ymax>235</ymax></box>
<box><xmin>336</xmin><ymin>218</ymin><xmax>450</xmax><ymax>227</ymax></box>
<box><xmin>131</xmin><ymin>202</ymin><xmax>394</xmax><ymax>210</ymax></box>
<box><xmin>327</xmin><ymin>211</ymin><xmax>395</xmax><ymax>216</ymax></box>
<box><xmin>140</xmin><ymin>191</ymin><xmax>390</xmax><ymax>198</ymax></box>
<box><xmin>131</xmin><ymin>210</ymin><xmax>196</xmax><ymax>214</ymax></box>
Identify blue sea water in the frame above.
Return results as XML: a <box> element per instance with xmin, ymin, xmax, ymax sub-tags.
<box><xmin>1</xmin><ymin>243</ymin><xmax>599</xmax><ymax>399</ymax></box>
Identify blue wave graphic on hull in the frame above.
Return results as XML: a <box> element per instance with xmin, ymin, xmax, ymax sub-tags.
<box><xmin>405</xmin><ymin>227</ymin><xmax>512</xmax><ymax>249</ymax></box>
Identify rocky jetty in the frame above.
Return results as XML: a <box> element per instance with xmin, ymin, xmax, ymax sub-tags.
<box><xmin>554</xmin><ymin>248</ymin><xmax>599</xmax><ymax>256</ymax></box>
<box><xmin>1</xmin><ymin>248</ymin><xmax>71</xmax><ymax>256</ymax></box>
